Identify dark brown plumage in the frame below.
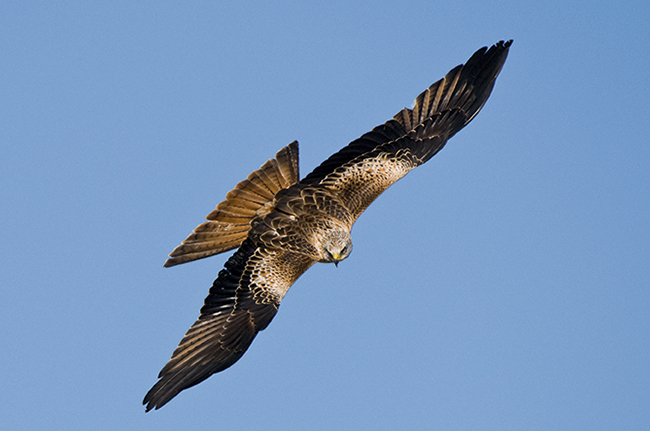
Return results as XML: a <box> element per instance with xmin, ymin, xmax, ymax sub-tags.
<box><xmin>144</xmin><ymin>40</ymin><xmax>512</xmax><ymax>411</ymax></box>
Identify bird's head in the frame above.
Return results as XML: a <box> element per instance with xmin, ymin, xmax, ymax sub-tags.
<box><xmin>321</xmin><ymin>230</ymin><xmax>353</xmax><ymax>267</ymax></box>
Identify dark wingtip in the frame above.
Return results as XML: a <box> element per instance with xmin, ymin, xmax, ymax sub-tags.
<box><xmin>143</xmin><ymin>390</ymin><xmax>155</xmax><ymax>412</ymax></box>
<box><xmin>143</xmin><ymin>385</ymin><xmax>170</xmax><ymax>412</ymax></box>
<box><xmin>143</xmin><ymin>396</ymin><xmax>154</xmax><ymax>412</ymax></box>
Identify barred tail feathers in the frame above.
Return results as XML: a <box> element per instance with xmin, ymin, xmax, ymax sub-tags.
<box><xmin>164</xmin><ymin>141</ymin><xmax>300</xmax><ymax>267</ymax></box>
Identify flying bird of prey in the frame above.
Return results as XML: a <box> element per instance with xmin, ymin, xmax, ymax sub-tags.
<box><xmin>144</xmin><ymin>40</ymin><xmax>512</xmax><ymax>411</ymax></box>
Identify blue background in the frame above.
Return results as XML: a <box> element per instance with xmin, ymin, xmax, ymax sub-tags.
<box><xmin>2</xmin><ymin>1</ymin><xmax>648</xmax><ymax>429</ymax></box>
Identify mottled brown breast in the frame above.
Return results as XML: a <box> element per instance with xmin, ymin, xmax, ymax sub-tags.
<box><xmin>246</xmin><ymin>184</ymin><xmax>355</xmax><ymax>260</ymax></box>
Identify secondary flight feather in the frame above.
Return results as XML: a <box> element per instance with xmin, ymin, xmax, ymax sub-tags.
<box><xmin>144</xmin><ymin>40</ymin><xmax>512</xmax><ymax>411</ymax></box>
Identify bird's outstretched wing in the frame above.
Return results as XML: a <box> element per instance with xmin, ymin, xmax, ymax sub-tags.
<box><xmin>144</xmin><ymin>237</ymin><xmax>316</xmax><ymax>411</ymax></box>
<box><xmin>164</xmin><ymin>141</ymin><xmax>300</xmax><ymax>267</ymax></box>
<box><xmin>301</xmin><ymin>40</ymin><xmax>512</xmax><ymax>219</ymax></box>
<box><xmin>145</xmin><ymin>40</ymin><xmax>511</xmax><ymax>411</ymax></box>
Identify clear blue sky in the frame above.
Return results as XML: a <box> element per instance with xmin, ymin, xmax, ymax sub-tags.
<box><xmin>2</xmin><ymin>1</ymin><xmax>649</xmax><ymax>430</ymax></box>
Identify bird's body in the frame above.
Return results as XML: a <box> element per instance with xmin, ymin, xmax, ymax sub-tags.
<box><xmin>144</xmin><ymin>40</ymin><xmax>512</xmax><ymax>411</ymax></box>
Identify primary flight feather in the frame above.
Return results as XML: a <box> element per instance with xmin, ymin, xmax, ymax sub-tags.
<box><xmin>144</xmin><ymin>40</ymin><xmax>512</xmax><ymax>411</ymax></box>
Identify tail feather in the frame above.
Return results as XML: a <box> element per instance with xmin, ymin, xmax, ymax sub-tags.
<box><xmin>164</xmin><ymin>142</ymin><xmax>300</xmax><ymax>267</ymax></box>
